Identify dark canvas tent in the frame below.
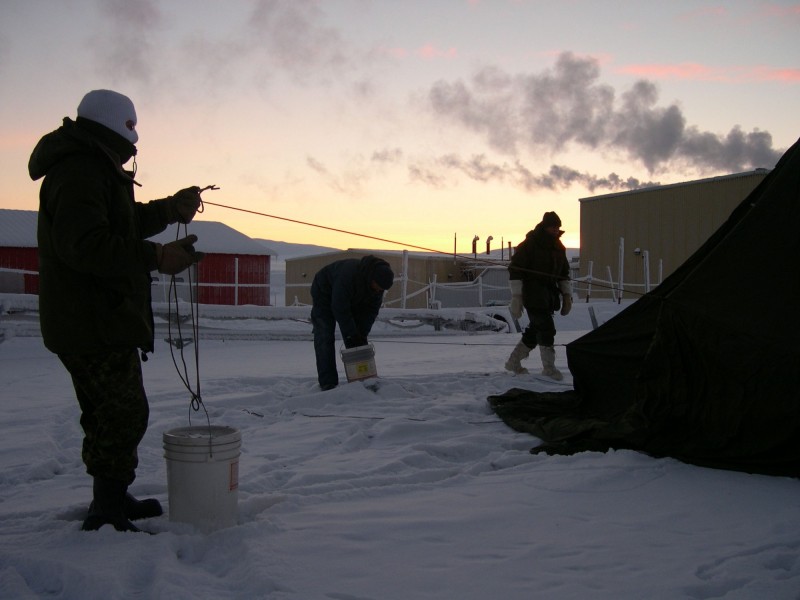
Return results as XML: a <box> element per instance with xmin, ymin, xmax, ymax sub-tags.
<box><xmin>489</xmin><ymin>137</ymin><xmax>800</xmax><ymax>477</ymax></box>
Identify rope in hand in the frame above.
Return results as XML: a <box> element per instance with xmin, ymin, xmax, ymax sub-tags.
<box><xmin>165</xmin><ymin>185</ymin><xmax>219</xmax><ymax>428</ymax></box>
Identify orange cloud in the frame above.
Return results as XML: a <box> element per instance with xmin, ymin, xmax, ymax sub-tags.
<box><xmin>744</xmin><ymin>66</ymin><xmax>800</xmax><ymax>83</ymax></box>
<box><xmin>618</xmin><ymin>63</ymin><xmax>720</xmax><ymax>80</ymax></box>
<box><xmin>417</xmin><ymin>44</ymin><xmax>458</xmax><ymax>60</ymax></box>
<box><xmin>759</xmin><ymin>4</ymin><xmax>800</xmax><ymax>17</ymax></box>
<box><xmin>617</xmin><ymin>62</ymin><xmax>800</xmax><ymax>83</ymax></box>
<box><xmin>678</xmin><ymin>4</ymin><xmax>800</xmax><ymax>26</ymax></box>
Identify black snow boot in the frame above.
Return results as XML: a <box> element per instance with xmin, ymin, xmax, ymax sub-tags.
<box><xmin>82</xmin><ymin>477</ymin><xmax>143</xmax><ymax>533</ymax></box>
<box><xmin>124</xmin><ymin>492</ymin><xmax>163</xmax><ymax>521</ymax></box>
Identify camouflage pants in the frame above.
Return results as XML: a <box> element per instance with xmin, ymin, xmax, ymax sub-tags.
<box><xmin>58</xmin><ymin>349</ymin><xmax>149</xmax><ymax>485</ymax></box>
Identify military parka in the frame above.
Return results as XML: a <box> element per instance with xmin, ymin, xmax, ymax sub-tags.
<box><xmin>29</xmin><ymin>117</ymin><xmax>174</xmax><ymax>355</ymax></box>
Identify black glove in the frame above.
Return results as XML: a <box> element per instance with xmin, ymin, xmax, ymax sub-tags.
<box><xmin>169</xmin><ymin>187</ymin><xmax>202</xmax><ymax>224</ymax></box>
<box><xmin>157</xmin><ymin>235</ymin><xmax>204</xmax><ymax>275</ymax></box>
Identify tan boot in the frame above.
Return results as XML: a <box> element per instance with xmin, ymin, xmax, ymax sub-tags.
<box><xmin>505</xmin><ymin>341</ymin><xmax>531</xmax><ymax>374</ymax></box>
<box><xmin>539</xmin><ymin>346</ymin><xmax>563</xmax><ymax>381</ymax></box>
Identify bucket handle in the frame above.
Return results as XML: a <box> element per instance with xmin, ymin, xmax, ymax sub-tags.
<box><xmin>339</xmin><ymin>342</ymin><xmax>375</xmax><ymax>356</ymax></box>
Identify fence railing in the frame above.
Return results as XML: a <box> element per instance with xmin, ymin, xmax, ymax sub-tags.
<box><xmin>2</xmin><ymin>266</ymin><xmax>654</xmax><ymax>309</ymax></box>
<box><xmin>289</xmin><ymin>273</ymin><xmax>653</xmax><ymax>308</ymax></box>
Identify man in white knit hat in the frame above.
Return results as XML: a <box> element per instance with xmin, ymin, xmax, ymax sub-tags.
<box><xmin>29</xmin><ymin>89</ymin><xmax>206</xmax><ymax>533</ymax></box>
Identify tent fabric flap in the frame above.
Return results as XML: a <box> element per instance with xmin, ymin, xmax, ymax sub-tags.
<box><xmin>488</xmin><ymin>135</ymin><xmax>800</xmax><ymax>478</ymax></box>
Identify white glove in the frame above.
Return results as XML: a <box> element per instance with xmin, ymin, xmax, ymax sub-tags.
<box><xmin>509</xmin><ymin>279</ymin><xmax>523</xmax><ymax>319</ymax></box>
<box><xmin>558</xmin><ymin>279</ymin><xmax>573</xmax><ymax>316</ymax></box>
<box><xmin>560</xmin><ymin>294</ymin><xmax>573</xmax><ymax>316</ymax></box>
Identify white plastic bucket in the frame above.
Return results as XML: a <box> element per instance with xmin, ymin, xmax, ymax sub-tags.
<box><xmin>163</xmin><ymin>425</ymin><xmax>241</xmax><ymax>532</ymax></box>
<box><xmin>341</xmin><ymin>343</ymin><xmax>377</xmax><ymax>382</ymax></box>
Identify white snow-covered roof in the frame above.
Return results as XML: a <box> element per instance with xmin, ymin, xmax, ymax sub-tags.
<box><xmin>149</xmin><ymin>221</ymin><xmax>276</xmax><ymax>255</ymax></box>
<box><xmin>0</xmin><ymin>209</ymin><xmax>38</xmax><ymax>247</ymax></box>
<box><xmin>0</xmin><ymin>209</ymin><xmax>275</xmax><ymax>256</ymax></box>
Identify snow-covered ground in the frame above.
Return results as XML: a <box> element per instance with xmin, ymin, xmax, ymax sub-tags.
<box><xmin>0</xmin><ymin>297</ymin><xmax>798</xmax><ymax>599</ymax></box>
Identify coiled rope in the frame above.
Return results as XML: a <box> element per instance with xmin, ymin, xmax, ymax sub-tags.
<box><xmin>165</xmin><ymin>221</ymin><xmax>210</xmax><ymax>428</ymax></box>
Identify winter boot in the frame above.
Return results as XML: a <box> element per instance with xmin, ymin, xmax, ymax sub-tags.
<box><xmin>505</xmin><ymin>340</ymin><xmax>532</xmax><ymax>374</ymax></box>
<box><xmin>539</xmin><ymin>346</ymin><xmax>563</xmax><ymax>381</ymax></box>
<box><xmin>88</xmin><ymin>492</ymin><xmax>162</xmax><ymax>522</ymax></box>
<box><xmin>124</xmin><ymin>492</ymin><xmax>163</xmax><ymax>521</ymax></box>
<box><xmin>82</xmin><ymin>477</ymin><xmax>142</xmax><ymax>533</ymax></box>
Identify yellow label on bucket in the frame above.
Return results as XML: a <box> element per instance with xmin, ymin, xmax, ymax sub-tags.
<box><xmin>342</xmin><ymin>344</ymin><xmax>377</xmax><ymax>382</ymax></box>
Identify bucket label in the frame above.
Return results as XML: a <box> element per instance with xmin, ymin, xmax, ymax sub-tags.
<box><xmin>356</xmin><ymin>363</ymin><xmax>370</xmax><ymax>374</ymax></box>
<box><xmin>229</xmin><ymin>460</ymin><xmax>239</xmax><ymax>491</ymax></box>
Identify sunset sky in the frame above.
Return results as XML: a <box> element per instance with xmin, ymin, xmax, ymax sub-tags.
<box><xmin>2</xmin><ymin>0</ymin><xmax>798</xmax><ymax>253</ymax></box>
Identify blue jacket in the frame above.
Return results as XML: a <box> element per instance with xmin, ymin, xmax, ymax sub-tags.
<box><xmin>311</xmin><ymin>256</ymin><xmax>389</xmax><ymax>342</ymax></box>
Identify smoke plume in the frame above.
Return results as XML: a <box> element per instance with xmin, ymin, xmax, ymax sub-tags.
<box><xmin>408</xmin><ymin>154</ymin><xmax>659</xmax><ymax>193</ymax></box>
<box><xmin>428</xmin><ymin>52</ymin><xmax>783</xmax><ymax>176</ymax></box>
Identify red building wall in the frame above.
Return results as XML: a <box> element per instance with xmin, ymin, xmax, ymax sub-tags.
<box><xmin>196</xmin><ymin>253</ymin><xmax>270</xmax><ymax>306</ymax></box>
<box><xmin>0</xmin><ymin>248</ymin><xmax>270</xmax><ymax>305</ymax></box>
<box><xmin>0</xmin><ymin>247</ymin><xmax>39</xmax><ymax>294</ymax></box>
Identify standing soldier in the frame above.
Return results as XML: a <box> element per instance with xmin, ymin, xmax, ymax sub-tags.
<box><xmin>505</xmin><ymin>211</ymin><xmax>573</xmax><ymax>380</ymax></box>
<box><xmin>29</xmin><ymin>89</ymin><xmax>204</xmax><ymax>532</ymax></box>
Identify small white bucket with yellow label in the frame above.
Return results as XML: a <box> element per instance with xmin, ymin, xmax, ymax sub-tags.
<box><xmin>340</xmin><ymin>343</ymin><xmax>378</xmax><ymax>382</ymax></box>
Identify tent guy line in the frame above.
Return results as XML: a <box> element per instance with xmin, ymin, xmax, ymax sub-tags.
<box><xmin>199</xmin><ymin>199</ymin><xmax>449</xmax><ymax>255</ymax></box>
<box><xmin>198</xmin><ymin>199</ymin><xmax>631</xmax><ymax>296</ymax></box>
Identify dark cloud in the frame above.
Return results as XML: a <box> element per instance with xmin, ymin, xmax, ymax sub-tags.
<box><xmin>306</xmin><ymin>154</ymin><xmax>370</xmax><ymax>196</ymax></box>
<box><xmin>371</xmin><ymin>148</ymin><xmax>404</xmax><ymax>164</ymax></box>
<box><xmin>306</xmin><ymin>155</ymin><xmax>328</xmax><ymax>175</ymax></box>
<box><xmin>677</xmin><ymin>125</ymin><xmax>779</xmax><ymax>172</ymax></box>
<box><xmin>92</xmin><ymin>0</ymin><xmax>350</xmax><ymax>90</ymax></box>
<box><xmin>247</xmin><ymin>0</ymin><xmax>347</xmax><ymax>77</ymax></box>
<box><xmin>428</xmin><ymin>52</ymin><xmax>783</xmax><ymax>175</ymax></box>
<box><xmin>91</xmin><ymin>0</ymin><xmax>162</xmax><ymax>84</ymax></box>
<box><xmin>407</xmin><ymin>164</ymin><xmax>447</xmax><ymax>188</ymax></box>
<box><xmin>205</xmin><ymin>2</ymin><xmax>350</xmax><ymax>92</ymax></box>
<box><xmin>409</xmin><ymin>154</ymin><xmax>658</xmax><ymax>193</ymax></box>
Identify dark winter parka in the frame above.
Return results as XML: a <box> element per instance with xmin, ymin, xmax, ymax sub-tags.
<box><xmin>29</xmin><ymin>117</ymin><xmax>174</xmax><ymax>355</ymax></box>
<box><xmin>310</xmin><ymin>256</ymin><xmax>389</xmax><ymax>342</ymax></box>
<box><xmin>509</xmin><ymin>223</ymin><xmax>569</xmax><ymax>313</ymax></box>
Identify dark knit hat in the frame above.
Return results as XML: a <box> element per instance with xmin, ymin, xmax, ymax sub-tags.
<box><xmin>541</xmin><ymin>211</ymin><xmax>562</xmax><ymax>228</ymax></box>
<box><xmin>77</xmin><ymin>89</ymin><xmax>138</xmax><ymax>144</ymax></box>
<box><xmin>372</xmin><ymin>263</ymin><xmax>394</xmax><ymax>291</ymax></box>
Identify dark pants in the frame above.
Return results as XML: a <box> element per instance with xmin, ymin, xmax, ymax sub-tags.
<box><xmin>59</xmin><ymin>349</ymin><xmax>149</xmax><ymax>485</ymax></box>
<box><xmin>521</xmin><ymin>309</ymin><xmax>556</xmax><ymax>349</ymax></box>
<box><xmin>311</xmin><ymin>304</ymin><xmax>338</xmax><ymax>388</ymax></box>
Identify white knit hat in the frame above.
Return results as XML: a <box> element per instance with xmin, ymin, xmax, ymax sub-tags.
<box><xmin>77</xmin><ymin>89</ymin><xmax>138</xmax><ymax>144</ymax></box>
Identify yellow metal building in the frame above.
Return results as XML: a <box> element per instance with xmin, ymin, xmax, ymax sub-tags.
<box><xmin>285</xmin><ymin>249</ymin><xmax>478</xmax><ymax>308</ymax></box>
<box><xmin>578</xmin><ymin>169</ymin><xmax>770</xmax><ymax>299</ymax></box>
